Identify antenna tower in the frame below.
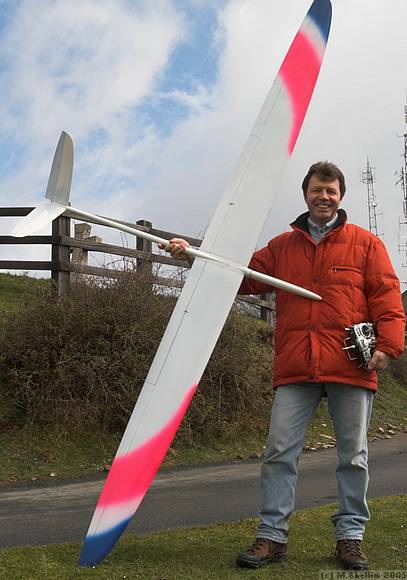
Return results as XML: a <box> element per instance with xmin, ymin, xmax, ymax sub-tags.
<box><xmin>361</xmin><ymin>158</ymin><xmax>383</xmax><ymax>237</ymax></box>
<box><xmin>397</xmin><ymin>102</ymin><xmax>407</xmax><ymax>266</ymax></box>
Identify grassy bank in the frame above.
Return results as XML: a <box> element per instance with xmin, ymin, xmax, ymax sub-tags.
<box><xmin>0</xmin><ymin>376</ymin><xmax>405</xmax><ymax>484</ymax></box>
<box><xmin>0</xmin><ymin>495</ymin><xmax>405</xmax><ymax>579</ymax></box>
<box><xmin>0</xmin><ymin>272</ymin><xmax>405</xmax><ymax>483</ymax></box>
<box><xmin>0</xmin><ymin>272</ymin><xmax>50</xmax><ymax>313</ymax></box>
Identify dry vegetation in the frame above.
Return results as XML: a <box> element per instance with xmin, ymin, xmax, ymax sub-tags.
<box><xmin>0</xmin><ymin>269</ymin><xmax>405</xmax><ymax>473</ymax></box>
<box><xmin>0</xmin><ymin>270</ymin><xmax>274</xmax><ymax>447</ymax></box>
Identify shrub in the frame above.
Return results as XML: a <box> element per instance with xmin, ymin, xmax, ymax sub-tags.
<box><xmin>0</xmin><ymin>271</ymin><xmax>274</xmax><ymax>446</ymax></box>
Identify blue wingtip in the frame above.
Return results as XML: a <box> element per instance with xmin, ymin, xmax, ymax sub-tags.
<box><xmin>78</xmin><ymin>518</ymin><xmax>131</xmax><ymax>567</ymax></box>
<box><xmin>308</xmin><ymin>0</ymin><xmax>332</xmax><ymax>42</ymax></box>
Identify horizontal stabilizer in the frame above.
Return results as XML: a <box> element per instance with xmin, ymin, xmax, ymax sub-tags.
<box><xmin>10</xmin><ymin>200</ymin><xmax>67</xmax><ymax>237</ymax></box>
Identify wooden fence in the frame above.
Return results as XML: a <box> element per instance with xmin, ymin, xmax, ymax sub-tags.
<box><xmin>0</xmin><ymin>207</ymin><xmax>274</xmax><ymax>323</ymax></box>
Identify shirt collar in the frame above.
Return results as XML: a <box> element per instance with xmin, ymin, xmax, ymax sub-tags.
<box><xmin>307</xmin><ymin>213</ymin><xmax>339</xmax><ymax>244</ymax></box>
<box><xmin>308</xmin><ymin>213</ymin><xmax>339</xmax><ymax>232</ymax></box>
<box><xmin>290</xmin><ymin>208</ymin><xmax>347</xmax><ymax>234</ymax></box>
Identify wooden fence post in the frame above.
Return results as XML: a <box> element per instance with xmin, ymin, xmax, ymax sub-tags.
<box><xmin>136</xmin><ymin>220</ymin><xmax>153</xmax><ymax>279</ymax></box>
<box><xmin>260</xmin><ymin>293</ymin><xmax>275</xmax><ymax>325</ymax></box>
<box><xmin>51</xmin><ymin>214</ymin><xmax>71</xmax><ymax>297</ymax></box>
<box><xmin>71</xmin><ymin>223</ymin><xmax>102</xmax><ymax>284</ymax></box>
<box><xmin>1</xmin><ymin>206</ymin><xmax>275</xmax><ymax>324</ymax></box>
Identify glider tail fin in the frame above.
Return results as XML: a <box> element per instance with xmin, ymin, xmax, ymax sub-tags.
<box><xmin>11</xmin><ymin>131</ymin><xmax>74</xmax><ymax>237</ymax></box>
<box><xmin>45</xmin><ymin>131</ymin><xmax>74</xmax><ymax>205</ymax></box>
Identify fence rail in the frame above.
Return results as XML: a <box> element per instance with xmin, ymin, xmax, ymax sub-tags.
<box><xmin>0</xmin><ymin>207</ymin><xmax>274</xmax><ymax>322</ymax></box>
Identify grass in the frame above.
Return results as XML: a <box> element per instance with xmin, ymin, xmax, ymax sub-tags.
<box><xmin>0</xmin><ymin>272</ymin><xmax>50</xmax><ymax>313</ymax></box>
<box><xmin>1</xmin><ymin>373</ymin><xmax>405</xmax><ymax>484</ymax></box>
<box><xmin>304</xmin><ymin>370</ymin><xmax>407</xmax><ymax>448</ymax></box>
<box><xmin>0</xmin><ymin>495</ymin><xmax>405</xmax><ymax>579</ymax></box>
<box><xmin>0</xmin><ymin>375</ymin><xmax>405</xmax><ymax>484</ymax></box>
<box><xmin>0</xmin><ymin>428</ymin><xmax>274</xmax><ymax>483</ymax></box>
<box><xmin>0</xmin><ymin>429</ymin><xmax>117</xmax><ymax>483</ymax></box>
<box><xmin>0</xmin><ymin>272</ymin><xmax>405</xmax><ymax>484</ymax></box>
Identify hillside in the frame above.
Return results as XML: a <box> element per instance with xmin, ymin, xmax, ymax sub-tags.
<box><xmin>0</xmin><ymin>272</ymin><xmax>405</xmax><ymax>483</ymax></box>
<box><xmin>0</xmin><ymin>272</ymin><xmax>50</xmax><ymax>313</ymax></box>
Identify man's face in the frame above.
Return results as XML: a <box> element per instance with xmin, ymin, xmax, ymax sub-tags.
<box><xmin>304</xmin><ymin>175</ymin><xmax>342</xmax><ymax>225</ymax></box>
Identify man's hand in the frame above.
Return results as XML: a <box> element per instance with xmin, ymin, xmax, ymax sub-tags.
<box><xmin>367</xmin><ymin>350</ymin><xmax>391</xmax><ymax>371</ymax></box>
<box><xmin>158</xmin><ymin>238</ymin><xmax>191</xmax><ymax>262</ymax></box>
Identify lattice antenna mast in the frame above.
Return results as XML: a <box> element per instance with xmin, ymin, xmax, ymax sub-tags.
<box><xmin>361</xmin><ymin>158</ymin><xmax>383</xmax><ymax>237</ymax></box>
<box><xmin>403</xmin><ymin>105</ymin><xmax>407</xmax><ymax>218</ymax></box>
<box><xmin>395</xmin><ymin>103</ymin><xmax>407</xmax><ymax>218</ymax></box>
<box><xmin>397</xmin><ymin>101</ymin><xmax>407</xmax><ymax>267</ymax></box>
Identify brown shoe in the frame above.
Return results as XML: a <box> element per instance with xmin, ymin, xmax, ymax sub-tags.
<box><xmin>236</xmin><ymin>537</ymin><xmax>287</xmax><ymax>569</ymax></box>
<box><xmin>336</xmin><ymin>539</ymin><xmax>368</xmax><ymax>570</ymax></box>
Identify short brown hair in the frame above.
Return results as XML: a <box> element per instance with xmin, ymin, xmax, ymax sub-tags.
<box><xmin>302</xmin><ymin>161</ymin><xmax>346</xmax><ymax>199</ymax></box>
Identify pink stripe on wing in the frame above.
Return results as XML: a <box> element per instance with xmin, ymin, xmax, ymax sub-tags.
<box><xmin>279</xmin><ymin>30</ymin><xmax>323</xmax><ymax>154</ymax></box>
<box><xmin>97</xmin><ymin>384</ymin><xmax>197</xmax><ymax>509</ymax></box>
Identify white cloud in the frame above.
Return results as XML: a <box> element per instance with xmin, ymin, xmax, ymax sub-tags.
<box><xmin>1</xmin><ymin>0</ymin><xmax>184</xmax><ymax>136</ymax></box>
<box><xmin>2</xmin><ymin>0</ymin><xmax>407</xmax><ymax>285</ymax></box>
<box><xmin>0</xmin><ymin>0</ymin><xmax>185</xmax><ymax>205</ymax></box>
<box><xmin>118</xmin><ymin>0</ymin><xmax>407</xmax><ymax>279</ymax></box>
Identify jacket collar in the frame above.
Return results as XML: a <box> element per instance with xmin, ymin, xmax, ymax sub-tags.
<box><xmin>290</xmin><ymin>208</ymin><xmax>347</xmax><ymax>234</ymax></box>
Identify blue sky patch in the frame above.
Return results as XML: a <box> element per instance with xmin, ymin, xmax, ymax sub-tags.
<box><xmin>138</xmin><ymin>1</ymin><xmax>224</xmax><ymax>137</ymax></box>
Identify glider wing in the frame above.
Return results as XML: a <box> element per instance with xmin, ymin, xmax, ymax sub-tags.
<box><xmin>80</xmin><ymin>0</ymin><xmax>332</xmax><ymax>566</ymax></box>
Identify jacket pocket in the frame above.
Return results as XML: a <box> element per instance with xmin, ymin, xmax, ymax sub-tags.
<box><xmin>330</xmin><ymin>265</ymin><xmax>366</xmax><ymax>321</ymax></box>
<box><xmin>333</xmin><ymin>265</ymin><xmax>362</xmax><ymax>274</ymax></box>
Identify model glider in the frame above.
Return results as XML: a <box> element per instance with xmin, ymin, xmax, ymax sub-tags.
<box><xmin>11</xmin><ymin>0</ymin><xmax>332</xmax><ymax>566</ymax></box>
<box><xmin>11</xmin><ymin>139</ymin><xmax>320</xmax><ymax>301</ymax></box>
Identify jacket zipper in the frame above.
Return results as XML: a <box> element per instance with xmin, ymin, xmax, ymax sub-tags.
<box><xmin>333</xmin><ymin>265</ymin><xmax>361</xmax><ymax>274</ymax></box>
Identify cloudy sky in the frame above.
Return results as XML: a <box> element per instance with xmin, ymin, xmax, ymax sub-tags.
<box><xmin>1</xmin><ymin>0</ymin><xmax>407</xmax><ymax>285</ymax></box>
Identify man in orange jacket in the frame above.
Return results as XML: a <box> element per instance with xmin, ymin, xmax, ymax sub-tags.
<box><xmin>162</xmin><ymin>161</ymin><xmax>405</xmax><ymax>571</ymax></box>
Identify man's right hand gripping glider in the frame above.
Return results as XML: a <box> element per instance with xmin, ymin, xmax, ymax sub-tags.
<box><xmin>161</xmin><ymin>162</ymin><xmax>406</xmax><ymax>572</ymax></box>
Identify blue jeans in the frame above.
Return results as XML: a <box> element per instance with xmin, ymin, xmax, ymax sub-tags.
<box><xmin>257</xmin><ymin>382</ymin><xmax>373</xmax><ymax>543</ymax></box>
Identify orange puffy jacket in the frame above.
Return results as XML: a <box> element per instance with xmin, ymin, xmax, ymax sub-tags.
<box><xmin>239</xmin><ymin>210</ymin><xmax>406</xmax><ymax>391</ymax></box>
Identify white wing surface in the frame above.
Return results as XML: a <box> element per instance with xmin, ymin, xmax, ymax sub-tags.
<box><xmin>79</xmin><ymin>0</ymin><xmax>332</xmax><ymax>566</ymax></box>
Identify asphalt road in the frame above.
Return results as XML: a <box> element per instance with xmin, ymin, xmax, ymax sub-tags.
<box><xmin>0</xmin><ymin>434</ymin><xmax>405</xmax><ymax>549</ymax></box>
